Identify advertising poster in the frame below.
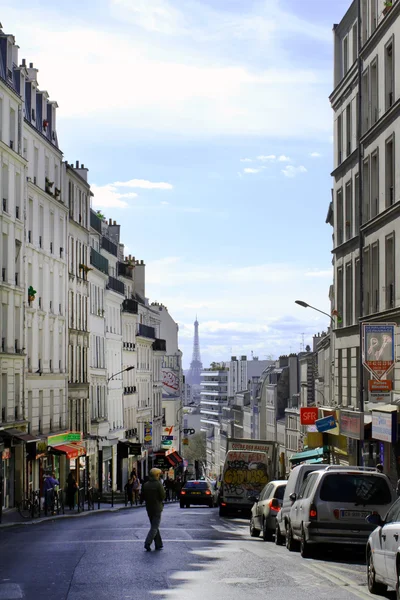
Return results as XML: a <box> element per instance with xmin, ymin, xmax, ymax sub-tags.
<box><xmin>162</xmin><ymin>355</ymin><xmax>181</xmax><ymax>399</ymax></box>
<box><xmin>362</xmin><ymin>323</ymin><xmax>395</xmax><ymax>380</ymax></box>
<box><xmin>144</xmin><ymin>422</ymin><xmax>152</xmax><ymax>447</ymax></box>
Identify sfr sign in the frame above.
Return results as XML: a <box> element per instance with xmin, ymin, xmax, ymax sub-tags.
<box><xmin>300</xmin><ymin>407</ymin><xmax>318</xmax><ymax>425</ymax></box>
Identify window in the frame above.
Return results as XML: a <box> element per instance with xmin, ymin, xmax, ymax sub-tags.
<box><xmin>345</xmin><ymin>181</ymin><xmax>352</xmax><ymax>240</ymax></box>
<box><xmin>355</xmin><ymin>258</ymin><xmax>360</xmax><ymax>320</ymax></box>
<box><xmin>370</xmin><ymin>0</ymin><xmax>377</xmax><ymax>33</ymax></box>
<box><xmin>274</xmin><ymin>485</ymin><xmax>286</xmax><ymax>501</ymax></box>
<box><xmin>361</xmin><ymin>0</ymin><xmax>368</xmax><ymax>45</ymax></box>
<box><xmin>370</xmin><ymin>59</ymin><xmax>378</xmax><ymax>125</ymax></box>
<box><xmin>364</xmin><ymin>246</ymin><xmax>371</xmax><ymax>314</ymax></box>
<box><xmin>337</xmin><ymin>267</ymin><xmax>343</xmax><ymax>328</ymax></box>
<box><xmin>370</xmin><ymin>150</ymin><xmax>379</xmax><ymax>218</ymax></box>
<box><xmin>362</xmin><ymin>68</ymin><xmax>370</xmax><ymax>134</ymax></box>
<box><xmin>336</xmin><ymin>188</ymin><xmax>343</xmax><ymax>245</ymax></box>
<box><xmin>300</xmin><ymin>473</ymin><xmax>319</xmax><ymax>499</ymax></box>
<box><xmin>319</xmin><ymin>474</ymin><xmax>392</xmax><ymax>505</ymax></box>
<box><xmin>338</xmin><ymin>349</ymin><xmax>343</xmax><ymax>402</ymax></box>
<box><xmin>385</xmin><ymin>498</ymin><xmax>400</xmax><ymax>524</ymax></box>
<box><xmin>385</xmin><ymin>39</ymin><xmax>394</xmax><ymax>110</ymax></box>
<box><xmin>371</xmin><ymin>242</ymin><xmax>379</xmax><ymax>313</ymax></box>
<box><xmin>352</xmin><ymin>22</ymin><xmax>358</xmax><ymax>65</ymax></box>
<box><xmin>345</xmin><ymin>262</ymin><xmax>353</xmax><ymax>326</ymax></box>
<box><xmin>354</xmin><ymin>174</ymin><xmax>360</xmax><ymax>232</ymax></box>
<box><xmin>385</xmin><ymin>234</ymin><xmax>395</xmax><ymax>309</ymax></box>
<box><xmin>386</xmin><ymin>136</ymin><xmax>395</xmax><ymax>207</ymax></box>
<box><xmin>343</xmin><ymin>36</ymin><xmax>349</xmax><ymax>76</ymax></box>
<box><xmin>363</xmin><ymin>157</ymin><xmax>370</xmax><ymax>223</ymax></box>
<box><xmin>337</xmin><ymin>113</ymin><xmax>343</xmax><ymax>165</ymax></box>
<box><xmin>260</xmin><ymin>484</ymin><xmax>272</xmax><ymax>501</ymax></box>
<box><xmin>346</xmin><ymin>104</ymin><xmax>351</xmax><ymax>157</ymax></box>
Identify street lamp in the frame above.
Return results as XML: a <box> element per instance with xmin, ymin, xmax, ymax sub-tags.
<box><xmin>295</xmin><ymin>300</ymin><xmax>335</xmax><ymax>324</ymax></box>
<box><xmin>107</xmin><ymin>365</ymin><xmax>135</xmax><ymax>383</ymax></box>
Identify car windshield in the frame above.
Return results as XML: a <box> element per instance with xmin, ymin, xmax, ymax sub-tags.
<box><xmin>184</xmin><ymin>482</ymin><xmax>208</xmax><ymax>490</ymax></box>
<box><xmin>274</xmin><ymin>485</ymin><xmax>286</xmax><ymax>500</ymax></box>
<box><xmin>320</xmin><ymin>474</ymin><xmax>392</xmax><ymax>505</ymax></box>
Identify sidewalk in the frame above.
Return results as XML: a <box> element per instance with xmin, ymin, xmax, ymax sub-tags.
<box><xmin>0</xmin><ymin>501</ymin><xmax>143</xmax><ymax>528</ymax></box>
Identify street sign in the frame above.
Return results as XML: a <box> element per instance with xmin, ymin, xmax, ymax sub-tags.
<box><xmin>183</xmin><ymin>438</ymin><xmax>189</xmax><ymax>445</ymax></box>
<box><xmin>362</xmin><ymin>323</ymin><xmax>395</xmax><ymax>380</ymax></box>
<box><xmin>183</xmin><ymin>428</ymin><xmax>195</xmax><ymax>435</ymax></box>
<box><xmin>300</xmin><ymin>407</ymin><xmax>318</xmax><ymax>426</ymax></box>
<box><xmin>315</xmin><ymin>415</ymin><xmax>337</xmax><ymax>433</ymax></box>
<box><xmin>369</xmin><ymin>380</ymin><xmax>392</xmax><ymax>392</ymax></box>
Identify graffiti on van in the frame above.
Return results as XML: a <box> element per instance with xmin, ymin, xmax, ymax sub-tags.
<box><xmin>222</xmin><ymin>451</ymin><xmax>269</xmax><ymax>497</ymax></box>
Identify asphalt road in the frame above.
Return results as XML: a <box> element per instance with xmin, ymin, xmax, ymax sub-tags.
<box><xmin>0</xmin><ymin>503</ymin><xmax>392</xmax><ymax>600</ymax></box>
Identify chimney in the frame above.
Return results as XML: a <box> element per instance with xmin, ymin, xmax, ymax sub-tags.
<box><xmin>109</xmin><ymin>218</ymin><xmax>112</xmax><ymax>225</ymax></box>
<box><xmin>76</xmin><ymin>160</ymin><xmax>79</xmax><ymax>168</ymax></box>
<box><xmin>113</xmin><ymin>220</ymin><xmax>116</xmax><ymax>225</ymax></box>
<box><xmin>81</xmin><ymin>164</ymin><xmax>85</xmax><ymax>168</ymax></box>
<box><xmin>29</xmin><ymin>62</ymin><xmax>33</xmax><ymax>68</ymax></box>
<box><xmin>22</xmin><ymin>59</ymin><xmax>26</xmax><ymax>67</ymax></box>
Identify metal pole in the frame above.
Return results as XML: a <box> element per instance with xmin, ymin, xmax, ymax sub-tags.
<box><xmin>98</xmin><ymin>448</ymin><xmax>102</xmax><ymax>509</ymax></box>
<box><xmin>357</xmin><ymin>0</ymin><xmax>365</xmax><ymax>467</ymax></box>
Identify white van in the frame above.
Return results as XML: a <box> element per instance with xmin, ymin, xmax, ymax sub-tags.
<box><xmin>275</xmin><ymin>463</ymin><xmax>327</xmax><ymax>545</ymax></box>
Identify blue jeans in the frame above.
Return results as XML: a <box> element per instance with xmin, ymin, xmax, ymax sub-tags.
<box><xmin>145</xmin><ymin>512</ymin><xmax>163</xmax><ymax>548</ymax></box>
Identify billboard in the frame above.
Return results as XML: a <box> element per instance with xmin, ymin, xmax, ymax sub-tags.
<box><xmin>362</xmin><ymin>323</ymin><xmax>395</xmax><ymax>380</ymax></box>
<box><xmin>144</xmin><ymin>422</ymin><xmax>152</xmax><ymax>447</ymax></box>
<box><xmin>162</xmin><ymin>355</ymin><xmax>181</xmax><ymax>399</ymax></box>
<box><xmin>161</xmin><ymin>425</ymin><xmax>175</xmax><ymax>450</ymax></box>
<box><xmin>300</xmin><ymin>407</ymin><xmax>318</xmax><ymax>425</ymax></box>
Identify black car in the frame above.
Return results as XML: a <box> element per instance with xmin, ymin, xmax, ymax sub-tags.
<box><xmin>180</xmin><ymin>480</ymin><xmax>215</xmax><ymax>508</ymax></box>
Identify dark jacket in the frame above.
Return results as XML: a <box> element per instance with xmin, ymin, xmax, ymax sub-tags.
<box><xmin>142</xmin><ymin>475</ymin><xmax>166</xmax><ymax>515</ymax></box>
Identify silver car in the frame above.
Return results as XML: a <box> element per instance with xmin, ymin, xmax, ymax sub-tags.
<box><xmin>366</xmin><ymin>497</ymin><xmax>400</xmax><ymax>597</ymax></box>
<box><xmin>286</xmin><ymin>466</ymin><xmax>394</xmax><ymax>558</ymax></box>
<box><xmin>249</xmin><ymin>480</ymin><xmax>287</xmax><ymax>541</ymax></box>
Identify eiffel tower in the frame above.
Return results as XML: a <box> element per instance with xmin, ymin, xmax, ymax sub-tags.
<box><xmin>186</xmin><ymin>316</ymin><xmax>203</xmax><ymax>387</ymax></box>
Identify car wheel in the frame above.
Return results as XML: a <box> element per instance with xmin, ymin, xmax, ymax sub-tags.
<box><xmin>219</xmin><ymin>505</ymin><xmax>227</xmax><ymax>517</ymax></box>
<box><xmin>286</xmin><ymin>523</ymin><xmax>298</xmax><ymax>552</ymax></box>
<box><xmin>186</xmin><ymin>503</ymin><xmax>190</xmax><ymax>508</ymax></box>
<box><xmin>300</xmin><ymin>526</ymin><xmax>313</xmax><ymax>558</ymax></box>
<box><xmin>209</xmin><ymin>501</ymin><xmax>214</xmax><ymax>508</ymax></box>
<box><xmin>250</xmin><ymin>517</ymin><xmax>261</xmax><ymax>538</ymax></box>
<box><xmin>180</xmin><ymin>502</ymin><xmax>185</xmax><ymax>509</ymax></box>
<box><xmin>262</xmin><ymin>519</ymin><xmax>273</xmax><ymax>542</ymax></box>
<box><xmin>367</xmin><ymin>548</ymin><xmax>387</xmax><ymax>595</ymax></box>
<box><xmin>275</xmin><ymin>522</ymin><xmax>284</xmax><ymax>546</ymax></box>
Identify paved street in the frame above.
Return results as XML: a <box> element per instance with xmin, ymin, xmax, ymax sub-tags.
<box><xmin>0</xmin><ymin>504</ymin><xmax>390</xmax><ymax>600</ymax></box>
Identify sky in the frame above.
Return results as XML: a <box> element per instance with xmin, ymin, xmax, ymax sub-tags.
<box><xmin>2</xmin><ymin>0</ymin><xmax>353</xmax><ymax>368</ymax></box>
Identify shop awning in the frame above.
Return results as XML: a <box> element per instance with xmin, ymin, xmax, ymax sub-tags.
<box><xmin>166</xmin><ymin>451</ymin><xmax>183</xmax><ymax>467</ymax></box>
<box><xmin>0</xmin><ymin>428</ymin><xmax>40</xmax><ymax>443</ymax></box>
<box><xmin>289</xmin><ymin>446</ymin><xmax>328</xmax><ymax>464</ymax></box>
<box><xmin>49</xmin><ymin>442</ymin><xmax>86</xmax><ymax>459</ymax></box>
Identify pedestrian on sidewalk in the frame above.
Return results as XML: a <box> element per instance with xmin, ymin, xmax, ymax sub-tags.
<box><xmin>141</xmin><ymin>468</ymin><xmax>166</xmax><ymax>552</ymax></box>
<box><xmin>125</xmin><ymin>477</ymin><xmax>134</xmax><ymax>506</ymax></box>
<box><xmin>66</xmin><ymin>472</ymin><xmax>77</xmax><ymax>511</ymax></box>
<box><xmin>132</xmin><ymin>475</ymin><xmax>141</xmax><ymax>505</ymax></box>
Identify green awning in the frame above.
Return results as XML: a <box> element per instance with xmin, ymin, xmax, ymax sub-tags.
<box><xmin>289</xmin><ymin>446</ymin><xmax>328</xmax><ymax>464</ymax></box>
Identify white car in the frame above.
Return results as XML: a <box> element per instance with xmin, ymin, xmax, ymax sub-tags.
<box><xmin>366</xmin><ymin>497</ymin><xmax>400</xmax><ymax>598</ymax></box>
<box><xmin>249</xmin><ymin>480</ymin><xmax>287</xmax><ymax>541</ymax></box>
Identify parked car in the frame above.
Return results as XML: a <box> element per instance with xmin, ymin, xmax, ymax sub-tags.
<box><xmin>275</xmin><ymin>463</ymin><xmax>327</xmax><ymax>545</ymax></box>
<box><xmin>180</xmin><ymin>480</ymin><xmax>216</xmax><ymax>508</ymax></box>
<box><xmin>366</xmin><ymin>497</ymin><xmax>400</xmax><ymax>597</ymax></box>
<box><xmin>249</xmin><ymin>480</ymin><xmax>287</xmax><ymax>541</ymax></box>
<box><xmin>286</xmin><ymin>466</ymin><xmax>394</xmax><ymax>558</ymax></box>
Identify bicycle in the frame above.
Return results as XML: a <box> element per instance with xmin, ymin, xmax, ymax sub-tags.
<box><xmin>17</xmin><ymin>490</ymin><xmax>40</xmax><ymax>519</ymax></box>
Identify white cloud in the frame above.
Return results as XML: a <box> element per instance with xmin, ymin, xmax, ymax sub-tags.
<box><xmin>243</xmin><ymin>167</ymin><xmax>262</xmax><ymax>174</ymax></box>
<box><xmin>305</xmin><ymin>269</ymin><xmax>332</xmax><ymax>278</ymax></box>
<box><xmin>113</xmin><ymin>178</ymin><xmax>173</xmax><ymax>190</ymax></box>
<box><xmin>161</xmin><ymin>200</ymin><xmax>170</xmax><ymax>205</ymax></box>
<box><xmin>91</xmin><ymin>184</ymin><xmax>138</xmax><ymax>208</ymax></box>
<box><xmin>257</xmin><ymin>155</ymin><xmax>276</xmax><ymax>162</ymax></box>
<box><xmin>282</xmin><ymin>165</ymin><xmax>307</xmax><ymax>178</ymax></box>
<box><xmin>240</xmin><ymin>158</ymin><xmax>253</xmax><ymax>163</ymax></box>
<box><xmin>310</xmin><ymin>152</ymin><xmax>322</xmax><ymax>157</ymax></box>
<box><xmin>278</xmin><ymin>155</ymin><xmax>291</xmax><ymax>162</ymax></box>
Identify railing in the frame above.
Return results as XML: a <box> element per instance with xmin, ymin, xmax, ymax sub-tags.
<box><xmin>122</xmin><ymin>298</ymin><xmax>138</xmax><ymax>314</ymax></box>
<box><xmin>107</xmin><ymin>275</ymin><xmax>125</xmax><ymax>295</ymax></box>
<box><xmin>137</xmin><ymin>323</ymin><xmax>156</xmax><ymax>339</ymax></box>
<box><xmin>101</xmin><ymin>235</ymin><xmax>118</xmax><ymax>257</ymax></box>
<box><xmin>124</xmin><ymin>386</ymin><xmax>137</xmax><ymax>394</ymax></box>
<box><xmin>90</xmin><ymin>210</ymin><xmax>102</xmax><ymax>234</ymax></box>
<box><xmin>153</xmin><ymin>338</ymin><xmax>166</xmax><ymax>351</ymax></box>
<box><xmin>123</xmin><ymin>341</ymin><xmax>135</xmax><ymax>350</ymax></box>
<box><xmin>90</xmin><ymin>247</ymin><xmax>109</xmax><ymax>275</ymax></box>
<box><xmin>118</xmin><ymin>262</ymin><xmax>133</xmax><ymax>279</ymax></box>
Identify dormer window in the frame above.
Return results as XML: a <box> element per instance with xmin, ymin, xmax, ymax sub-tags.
<box><xmin>6</xmin><ymin>41</ymin><xmax>13</xmax><ymax>80</ymax></box>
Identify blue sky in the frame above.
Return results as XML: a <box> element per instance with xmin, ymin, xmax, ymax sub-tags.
<box><xmin>3</xmin><ymin>0</ymin><xmax>352</xmax><ymax>367</ymax></box>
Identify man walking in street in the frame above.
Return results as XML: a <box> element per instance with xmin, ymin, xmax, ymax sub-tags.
<box><xmin>141</xmin><ymin>468</ymin><xmax>166</xmax><ymax>552</ymax></box>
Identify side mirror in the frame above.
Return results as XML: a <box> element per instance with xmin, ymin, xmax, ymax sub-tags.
<box><xmin>289</xmin><ymin>493</ymin><xmax>297</xmax><ymax>502</ymax></box>
<box><xmin>366</xmin><ymin>513</ymin><xmax>383</xmax><ymax>527</ymax></box>
<box><xmin>249</xmin><ymin>495</ymin><xmax>259</xmax><ymax>503</ymax></box>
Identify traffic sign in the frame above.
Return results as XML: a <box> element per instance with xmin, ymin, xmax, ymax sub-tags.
<box><xmin>183</xmin><ymin>428</ymin><xmax>195</xmax><ymax>435</ymax></box>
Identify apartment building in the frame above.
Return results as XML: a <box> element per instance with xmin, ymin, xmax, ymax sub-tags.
<box><xmin>331</xmin><ymin>0</ymin><xmax>400</xmax><ymax>474</ymax></box>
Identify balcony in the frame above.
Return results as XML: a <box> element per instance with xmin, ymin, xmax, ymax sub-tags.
<box><xmin>123</xmin><ymin>341</ymin><xmax>135</xmax><ymax>351</ymax></box>
<box><xmin>124</xmin><ymin>386</ymin><xmax>137</xmax><ymax>395</ymax></box>
<box><xmin>122</xmin><ymin>298</ymin><xmax>138</xmax><ymax>314</ymax></box>
<box><xmin>101</xmin><ymin>235</ymin><xmax>118</xmax><ymax>257</ymax></box>
<box><xmin>118</xmin><ymin>262</ymin><xmax>133</xmax><ymax>279</ymax></box>
<box><xmin>152</xmin><ymin>338</ymin><xmax>166</xmax><ymax>352</ymax></box>
<box><xmin>107</xmin><ymin>275</ymin><xmax>125</xmax><ymax>295</ymax></box>
<box><xmin>90</xmin><ymin>247</ymin><xmax>109</xmax><ymax>275</ymax></box>
<box><xmin>90</xmin><ymin>210</ymin><xmax>102</xmax><ymax>234</ymax></box>
<box><xmin>137</xmin><ymin>323</ymin><xmax>156</xmax><ymax>339</ymax></box>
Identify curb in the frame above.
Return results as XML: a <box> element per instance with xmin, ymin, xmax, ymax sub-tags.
<box><xmin>0</xmin><ymin>503</ymin><xmax>144</xmax><ymax>529</ymax></box>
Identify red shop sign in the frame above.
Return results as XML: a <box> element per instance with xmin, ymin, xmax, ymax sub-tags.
<box><xmin>2</xmin><ymin>448</ymin><xmax>11</xmax><ymax>460</ymax></box>
<box><xmin>300</xmin><ymin>407</ymin><xmax>318</xmax><ymax>425</ymax></box>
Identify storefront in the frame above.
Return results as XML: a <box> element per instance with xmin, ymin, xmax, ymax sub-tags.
<box><xmin>339</xmin><ymin>410</ymin><xmax>364</xmax><ymax>466</ymax></box>
<box><xmin>371</xmin><ymin>405</ymin><xmax>398</xmax><ymax>483</ymax></box>
<box><xmin>153</xmin><ymin>450</ymin><xmax>184</xmax><ymax>476</ymax></box>
<box><xmin>117</xmin><ymin>441</ymin><xmax>142</xmax><ymax>491</ymax></box>
<box><xmin>47</xmin><ymin>431</ymin><xmax>86</xmax><ymax>491</ymax></box>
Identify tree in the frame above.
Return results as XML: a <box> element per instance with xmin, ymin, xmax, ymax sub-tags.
<box><xmin>182</xmin><ymin>432</ymin><xmax>206</xmax><ymax>467</ymax></box>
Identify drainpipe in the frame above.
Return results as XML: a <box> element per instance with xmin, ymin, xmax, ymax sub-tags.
<box><xmin>357</xmin><ymin>0</ymin><xmax>365</xmax><ymax>466</ymax></box>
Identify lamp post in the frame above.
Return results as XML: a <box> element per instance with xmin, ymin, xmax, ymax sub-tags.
<box><xmin>107</xmin><ymin>365</ymin><xmax>135</xmax><ymax>383</ymax></box>
<box><xmin>295</xmin><ymin>300</ymin><xmax>335</xmax><ymax>324</ymax></box>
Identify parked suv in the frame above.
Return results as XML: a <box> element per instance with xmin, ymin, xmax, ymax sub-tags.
<box><xmin>286</xmin><ymin>466</ymin><xmax>394</xmax><ymax>558</ymax></box>
<box><xmin>250</xmin><ymin>480</ymin><xmax>287</xmax><ymax>541</ymax></box>
<box><xmin>275</xmin><ymin>463</ymin><xmax>326</xmax><ymax>545</ymax></box>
